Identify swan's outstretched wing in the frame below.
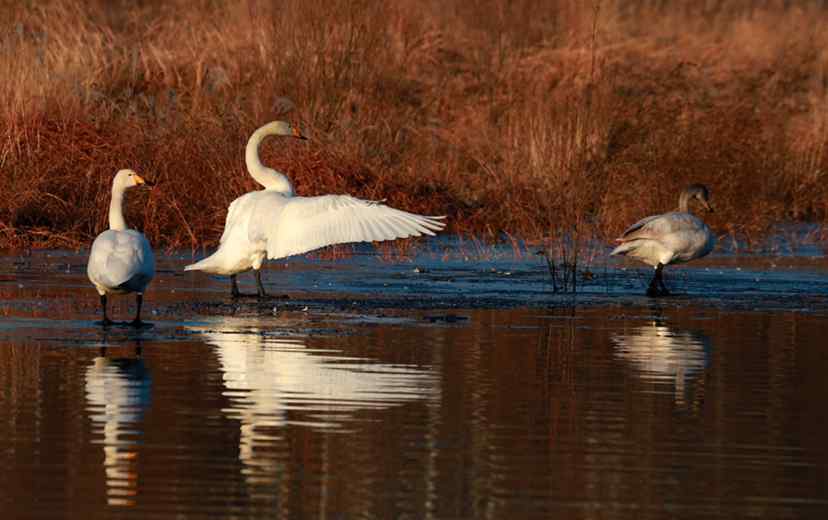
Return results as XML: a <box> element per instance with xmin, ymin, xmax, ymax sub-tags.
<box><xmin>262</xmin><ymin>195</ymin><xmax>446</xmax><ymax>260</ymax></box>
<box><xmin>87</xmin><ymin>230</ymin><xmax>155</xmax><ymax>291</ymax></box>
<box><xmin>617</xmin><ymin>212</ymin><xmax>703</xmax><ymax>242</ymax></box>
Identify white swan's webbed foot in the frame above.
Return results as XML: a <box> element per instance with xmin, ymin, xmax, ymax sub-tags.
<box><xmin>231</xmin><ymin>291</ymin><xmax>259</xmax><ymax>299</ymax></box>
<box><xmin>129</xmin><ymin>319</ymin><xmax>152</xmax><ymax>329</ymax></box>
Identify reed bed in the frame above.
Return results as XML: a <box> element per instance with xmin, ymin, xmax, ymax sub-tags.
<box><xmin>1</xmin><ymin>0</ymin><xmax>827</xmax><ymax>251</ymax></box>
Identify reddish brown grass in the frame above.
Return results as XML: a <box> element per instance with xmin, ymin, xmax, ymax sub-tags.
<box><xmin>1</xmin><ymin>0</ymin><xmax>827</xmax><ymax>251</ymax></box>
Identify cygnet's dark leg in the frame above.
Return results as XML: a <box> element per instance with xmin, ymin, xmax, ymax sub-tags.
<box><xmin>255</xmin><ymin>270</ymin><xmax>268</xmax><ymax>298</ymax></box>
<box><xmin>657</xmin><ymin>265</ymin><xmax>670</xmax><ymax>296</ymax></box>
<box><xmin>231</xmin><ymin>274</ymin><xmax>241</xmax><ymax>298</ymax></box>
<box><xmin>100</xmin><ymin>295</ymin><xmax>113</xmax><ymax>326</ymax></box>
<box><xmin>647</xmin><ymin>263</ymin><xmax>669</xmax><ymax>297</ymax></box>
<box><xmin>130</xmin><ymin>293</ymin><xmax>145</xmax><ymax>327</ymax></box>
<box><xmin>647</xmin><ymin>264</ymin><xmax>661</xmax><ymax>296</ymax></box>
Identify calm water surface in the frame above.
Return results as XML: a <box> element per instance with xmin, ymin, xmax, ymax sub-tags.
<box><xmin>1</xmin><ymin>251</ymin><xmax>827</xmax><ymax>518</ymax></box>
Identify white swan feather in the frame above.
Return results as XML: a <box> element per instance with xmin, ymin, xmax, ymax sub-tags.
<box><xmin>611</xmin><ymin>211</ymin><xmax>714</xmax><ymax>267</ymax></box>
<box><xmin>253</xmin><ymin>193</ymin><xmax>445</xmax><ymax>260</ymax></box>
<box><xmin>88</xmin><ymin>229</ymin><xmax>155</xmax><ymax>294</ymax></box>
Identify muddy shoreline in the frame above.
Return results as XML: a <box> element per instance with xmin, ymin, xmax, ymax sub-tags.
<box><xmin>2</xmin><ymin>248</ymin><xmax>827</xmax><ymax>327</ymax></box>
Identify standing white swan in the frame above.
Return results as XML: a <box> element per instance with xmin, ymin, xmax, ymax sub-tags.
<box><xmin>610</xmin><ymin>184</ymin><xmax>715</xmax><ymax>296</ymax></box>
<box><xmin>87</xmin><ymin>169</ymin><xmax>156</xmax><ymax>325</ymax></box>
<box><xmin>185</xmin><ymin>121</ymin><xmax>446</xmax><ymax>297</ymax></box>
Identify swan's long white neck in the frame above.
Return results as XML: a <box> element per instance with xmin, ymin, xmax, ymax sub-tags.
<box><xmin>108</xmin><ymin>185</ymin><xmax>128</xmax><ymax>231</ymax></box>
<box><xmin>245</xmin><ymin>126</ymin><xmax>295</xmax><ymax>196</ymax></box>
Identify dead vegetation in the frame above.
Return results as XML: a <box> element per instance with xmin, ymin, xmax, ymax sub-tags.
<box><xmin>1</xmin><ymin>0</ymin><xmax>827</xmax><ymax>251</ymax></box>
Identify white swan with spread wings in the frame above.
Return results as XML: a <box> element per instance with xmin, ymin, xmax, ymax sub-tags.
<box><xmin>185</xmin><ymin>121</ymin><xmax>446</xmax><ymax>297</ymax></box>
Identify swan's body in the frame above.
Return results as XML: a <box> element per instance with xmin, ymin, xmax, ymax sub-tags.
<box><xmin>185</xmin><ymin>121</ymin><xmax>446</xmax><ymax>297</ymax></box>
<box><xmin>87</xmin><ymin>169</ymin><xmax>155</xmax><ymax>324</ymax></box>
<box><xmin>611</xmin><ymin>184</ymin><xmax>715</xmax><ymax>296</ymax></box>
<box><xmin>88</xmin><ymin>230</ymin><xmax>154</xmax><ymax>294</ymax></box>
<box><xmin>611</xmin><ymin>211</ymin><xmax>714</xmax><ymax>267</ymax></box>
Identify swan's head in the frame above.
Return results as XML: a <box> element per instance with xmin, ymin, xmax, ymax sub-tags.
<box><xmin>683</xmin><ymin>184</ymin><xmax>713</xmax><ymax>213</ymax></box>
<box><xmin>261</xmin><ymin>120</ymin><xmax>308</xmax><ymax>140</ymax></box>
<box><xmin>113</xmin><ymin>169</ymin><xmax>155</xmax><ymax>191</ymax></box>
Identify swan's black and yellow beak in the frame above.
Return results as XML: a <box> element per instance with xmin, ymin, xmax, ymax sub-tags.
<box><xmin>134</xmin><ymin>174</ymin><xmax>156</xmax><ymax>187</ymax></box>
<box><xmin>292</xmin><ymin>126</ymin><xmax>309</xmax><ymax>140</ymax></box>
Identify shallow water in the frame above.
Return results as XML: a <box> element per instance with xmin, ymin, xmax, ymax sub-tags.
<box><xmin>1</xmin><ymin>249</ymin><xmax>828</xmax><ymax>518</ymax></box>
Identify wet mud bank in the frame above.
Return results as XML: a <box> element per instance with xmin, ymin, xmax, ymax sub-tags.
<box><xmin>2</xmin><ymin>247</ymin><xmax>828</xmax><ymax>326</ymax></box>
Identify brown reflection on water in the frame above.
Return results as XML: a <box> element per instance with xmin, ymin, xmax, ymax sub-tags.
<box><xmin>1</xmin><ymin>306</ymin><xmax>828</xmax><ymax>518</ymax></box>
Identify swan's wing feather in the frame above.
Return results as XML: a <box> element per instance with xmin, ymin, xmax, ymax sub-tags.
<box><xmin>618</xmin><ymin>212</ymin><xmax>702</xmax><ymax>242</ymax></box>
<box><xmin>265</xmin><ymin>195</ymin><xmax>446</xmax><ymax>259</ymax></box>
<box><xmin>619</xmin><ymin>214</ymin><xmax>662</xmax><ymax>239</ymax></box>
<box><xmin>244</xmin><ymin>191</ymin><xmax>291</xmax><ymax>247</ymax></box>
<box><xmin>88</xmin><ymin>230</ymin><xmax>155</xmax><ymax>289</ymax></box>
<box><xmin>219</xmin><ymin>192</ymin><xmax>259</xmax><ymax>245</ymax></box>
<box><xmin>185</xmin><ymin>193</ymin><xmax>265</xmax><ymax>274</ymax></box>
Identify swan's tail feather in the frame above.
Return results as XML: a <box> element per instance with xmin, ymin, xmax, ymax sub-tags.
<box><xmin>184</xmin><ymin>254</ymin><xmax>219</xmax><ymax>272</ymax></box>
<box><xmin>610</xmin><ymin>241</ymin><xmax>636</xmax><ymax>256</ymax></box>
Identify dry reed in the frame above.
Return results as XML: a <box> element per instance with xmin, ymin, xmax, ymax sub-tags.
<box><xmin>1</xmin><ymin>0</ymin><xmax>827</xmax><ymax>251</ymax></box>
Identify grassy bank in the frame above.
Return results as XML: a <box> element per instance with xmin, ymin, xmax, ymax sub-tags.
<box><xmin>1</xmin><ymin>0</ymin><xmax>827</xmax><ymax>251</ymax></box>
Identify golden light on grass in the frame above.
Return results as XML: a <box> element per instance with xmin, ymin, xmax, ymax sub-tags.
<box><xmin>1</xmin><ymin>0</ymin><xmax>826</xmax><ymax>251</ymax></box>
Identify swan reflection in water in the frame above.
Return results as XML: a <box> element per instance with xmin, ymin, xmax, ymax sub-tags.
<box><xmin>189</xmin><ymin>317</ymin><xmax>440</xmax><ymax>487</ymax></box>
<box><xmin>84</xmin><ymin>342</ymin><xmax>151</xmax><ymax>507</ymax></box>
<box><xmin>612</xmin><ymin>322</ymin><xmax>712</xmax><ymax>408</ymax></box>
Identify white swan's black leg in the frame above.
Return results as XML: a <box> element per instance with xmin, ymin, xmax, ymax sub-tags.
<box><xmin>231</xmin><ymin>273</ymin><xmax>262</xmax><ymax>298</ymax></box>
<box><xmin>255</xmin><ymin>270</ymin><xmax>268</xmax><ymax>298</ymax></box>
<box><xmin>100</xmin><ymin>295</ymin><xmax>113</xmax><ymax>326</ymax></box>
<box><xmin>131</xmin><ymin>294</ymin><xmax>144</xmax><ymax>326</ymax></box>
<box><xmin>231</xmin><ymin>274</ymin><xmax>241</xmax><ymax>298</ymax></box>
